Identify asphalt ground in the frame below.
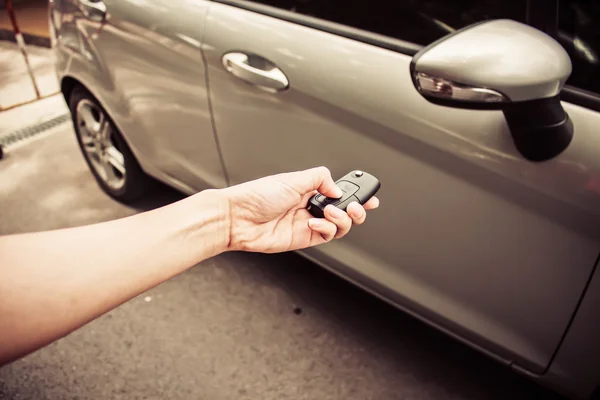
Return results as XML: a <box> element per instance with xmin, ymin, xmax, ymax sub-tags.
<box><xmin>0</xmin><ymin>110</ymin><xmax>567</xmax><ymax>400</ymax></box>
<box><xmin>0</xmin><ymin>41</ymin><xmax>58</xmax><ymax>111</ymax></box>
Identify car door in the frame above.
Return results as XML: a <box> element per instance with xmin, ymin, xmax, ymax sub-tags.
<box><xmin>54</xmin><ymin>0</ymin><xmax>227</xmax><ymax>192</ymax></box>
<box><xmin>202</xmin><ymin>0</ymin><xmax>600</xmax><ymax>373</ymax></box>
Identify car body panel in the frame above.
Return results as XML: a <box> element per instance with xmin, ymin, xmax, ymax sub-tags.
<box><xmin>51</xmin><ymin>0</ymin><xmax>226</xmax><ymax>191</ymax></box>
<box><xmin>539</xmin><ymin>258</ymin><xmax>600</xmax><ymax>399</ymax></box>
<box><xmin>201</xmin><ymin>2</ymin><xmax>600</xmax><ymax>374</ymax></box>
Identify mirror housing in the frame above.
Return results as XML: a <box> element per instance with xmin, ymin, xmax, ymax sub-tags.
<box><xmin>411</xmin><ymin>20</ymin><xmax>574</xmax><ymax>162</ymax></box>
<box><xmin>78</xmin><ymin>0</ymin><xmax>107</xmax><ymax>23</ymax></box>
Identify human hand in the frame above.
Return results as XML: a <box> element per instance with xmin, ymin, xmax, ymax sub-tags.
<box><xmin>220</xmin><ymin>166</ymin><xmax>379</xmax><ymax>253</ymax></box>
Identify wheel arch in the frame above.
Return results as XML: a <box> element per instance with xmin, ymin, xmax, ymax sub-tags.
<box><xmin>59</xmin><ymin>75</ymin><xmax>183</xmax><ymax>194</ymax></box>
<box><xmin>60</xmin><ymin>76</ymin><xmax>81</xmax><ymax>105</ymax></box>
<box><xmin>60</xmin><ymin>76</ymin><xmax>145</xmax><ymax>172</ymax></box>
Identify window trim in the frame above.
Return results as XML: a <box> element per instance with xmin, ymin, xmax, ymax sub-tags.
<box><xmin>562</xmin><ymin>86</ymin><xmax>600</xmax><ymax>112</ymax></box>
<box><xmin>212</xmin><ymin>0</ymin><xmax>421</xmax><ymax>56</ymax></box>
<box><xmin>213</xmin><ymin>0</ymin><xmax>600</xmax><ymax>112</ymax></box>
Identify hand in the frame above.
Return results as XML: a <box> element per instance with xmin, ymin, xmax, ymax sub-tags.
<box><xmin>221</xmin><ymin>166</ymin><xmax>379</xmax><ymax>253</ymax></box>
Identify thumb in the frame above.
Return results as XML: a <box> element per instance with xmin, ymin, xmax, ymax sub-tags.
<box><xmin>287</xmin><ymin>166</ymin><xmax>343</xmax><ymax>198</ymax></box>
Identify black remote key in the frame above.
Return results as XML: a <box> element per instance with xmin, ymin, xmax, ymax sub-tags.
<box><xmin>307</xmin><ymin>170</ymin><xmax>381</xmax><ymax>218</ymax></box>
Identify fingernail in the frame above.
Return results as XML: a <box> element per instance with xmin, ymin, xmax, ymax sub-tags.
<box><xmin>329</xmin><ymin>186</ymin><xmax>344</xmax><ymax>199</ymax></box>
<box><xmin>348</xmin><ymin>203</ymin><xmax>362</xmax><ymax>218</ymax></box>
<box><xmin>308</xmin><ymin>218</ymin><xmax>322</xmax><ymax>228</ymax></box>
<box><xmin>326</xmin><ymin>205</ymin><xmax>345</xmax><ymax>218</ymax></box>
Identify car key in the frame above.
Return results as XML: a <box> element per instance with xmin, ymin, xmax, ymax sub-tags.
<box><xmin>307</xmin><ymin>170</ymin><xmax>380</xmax><ymax>218</ymax></box>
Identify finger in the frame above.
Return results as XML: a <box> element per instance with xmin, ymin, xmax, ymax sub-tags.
<box><xmin>346</xmin><ymin>202</ymin><xmax>366</xmax><ymax>225</ymax></box>
<box><xmin>363</xmin><ymin>196</ymin><xmax>380</xmax><ymax>211</ymax></box>
<box><xmin>324</xmin><ymin>205</ymin><xmax>352</xmax><ymax>238</ymax></box>
<box><xmin>308</xmin><ymin>218</ymin><xmax>338</xmax><ymax>242</ymax></box>
<box><xmin>289</xmin><ymin>166</ymin><xmax>343</xmax><ymax>199</ymax></box>
<box><xmin>298</xmin><ymin>190</ymin><xmax>318</xmax><ymax>208</ymax></box>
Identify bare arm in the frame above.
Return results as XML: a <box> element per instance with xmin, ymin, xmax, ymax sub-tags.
<box><xmin>0</xmin><ymin>167</ymin><xmax>379</xmax><ymax>365</ymax></box>
<box><xmin>0</xmin><ymin>189</ymin><xmax>229</xmax><ymax>365</ymax></box>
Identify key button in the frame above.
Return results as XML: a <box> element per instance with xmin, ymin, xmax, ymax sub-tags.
<box><xmin>316</xmin><ymin>194</ymin><xmax>342</xmax><ymax>205</ymax></box>
<box><xmin>336</xmin><ymin>180</ymin><xmax>359</xmax><ymax>195</ymax></box>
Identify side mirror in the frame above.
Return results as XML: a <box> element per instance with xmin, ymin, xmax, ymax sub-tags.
<box><xmin>78</xmin><ymin>0</ymin><xmax>107</xmax><ymax>23</ymax></box>
<box><xmin>411</xmin><ymin>20</ymin><xmax>574</xmax><ymax>162</ymax></box>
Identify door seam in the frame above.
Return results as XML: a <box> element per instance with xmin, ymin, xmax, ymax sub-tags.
<box><xmin>541</xmin><ymin>250</ymin><xmax>600</xmax><ymax>375</ymax></box>
<box><xmin>200</xmin><ymin>3</ymin><xmax>231</xmax><ymax>187</ymax></box>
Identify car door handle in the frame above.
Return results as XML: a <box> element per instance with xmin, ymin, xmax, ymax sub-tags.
<box><xmin>78</xmin><ymin>0</ymin><xmax>107</xmax><ymax>22</ymax></box>
<box><xmin>222</xmin><ymin>52</ymin><xmax>289</xmax><ymax>91</ymax></box>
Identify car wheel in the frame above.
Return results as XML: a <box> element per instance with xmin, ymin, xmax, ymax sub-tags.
<box><xmin>69</xmin><ymin>86</ymin><xmax>154</xmax><ymax>203</ymax></box>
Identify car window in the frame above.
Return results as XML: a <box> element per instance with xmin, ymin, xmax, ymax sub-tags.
<box><xmin>558</xmin><ymin>1</ymin><xmax>600</xmax><ymax>95</ymax></box>
<box><xmin>249</xmin><ymin>0</ymin><xmax>526</xmax><ymax>46</ymax></box>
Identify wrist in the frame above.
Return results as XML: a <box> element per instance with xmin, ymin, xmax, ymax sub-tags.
<box><xmin>178</xmin><ymin>189</ymin><xmax>232</xmax><ymax>257</ymax></box>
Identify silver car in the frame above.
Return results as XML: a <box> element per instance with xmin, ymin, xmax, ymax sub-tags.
<box><xmin>49</xmin><ymin>0</ymin><xmax>600</xmax><ymax>398</ymax></box>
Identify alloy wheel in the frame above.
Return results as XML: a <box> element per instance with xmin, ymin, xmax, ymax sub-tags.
<box><xmin>76</xmin><ymin>99</ymin><xmax>126</xmax><ymax>191</ymax></box>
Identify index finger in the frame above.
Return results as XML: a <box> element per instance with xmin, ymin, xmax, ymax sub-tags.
<box><xmin>286</xmin><ymin>166</ymin><xmax>343</xmax><ymax>198</ymax></box>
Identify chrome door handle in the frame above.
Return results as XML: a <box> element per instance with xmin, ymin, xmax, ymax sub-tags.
<box><xmin>222</xmin><ymin>52</ymin><xmax>289</xmax><ymax>91</ymax></box>
<box><xmin>78</xmin><ymin>0</ymin><xmax>107</xmax><ymax>22</ymax></box>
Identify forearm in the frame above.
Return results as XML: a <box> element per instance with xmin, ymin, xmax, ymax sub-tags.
<box><xmin>0</xmin><ymin>189</ymin><xmax>229</xmax><ymax>365</ymax></box>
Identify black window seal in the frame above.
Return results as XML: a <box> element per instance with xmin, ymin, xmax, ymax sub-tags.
<box><xmin>213</xmin><ymin>0</ymin><xmax>600</xmax><ymax>112</ymax></box>
<box><xmin>561</xmin><ymin>86</ymin><xmax>600</xmax><ymax>113</ymax></box>
<box><xmin>212</xmin><ymin>0</ymin><xmax>421</xmax><ymax>56</ymax></box>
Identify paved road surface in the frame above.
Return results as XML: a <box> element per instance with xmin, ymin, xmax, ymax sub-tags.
<box><xmin>0</xmin><ymin>122</ymin><xmax>565</xmax><ymax>399</ymax></box>
<box><xmin>0</xmin><ymin>41</ymin><xmax>58</xmax><ymax>111</ymax></box>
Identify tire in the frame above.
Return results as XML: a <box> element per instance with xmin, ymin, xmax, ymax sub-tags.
<box><xmin>69</xmin><ymin>86</ymin><xmax>154</xmax><ymax>203</ymax></box>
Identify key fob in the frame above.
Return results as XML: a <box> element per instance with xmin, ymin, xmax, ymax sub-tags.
<box><xmin>307</xmin><ymin>170</ymin><xmax>380</xmax><ymax>218</ymax></box>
